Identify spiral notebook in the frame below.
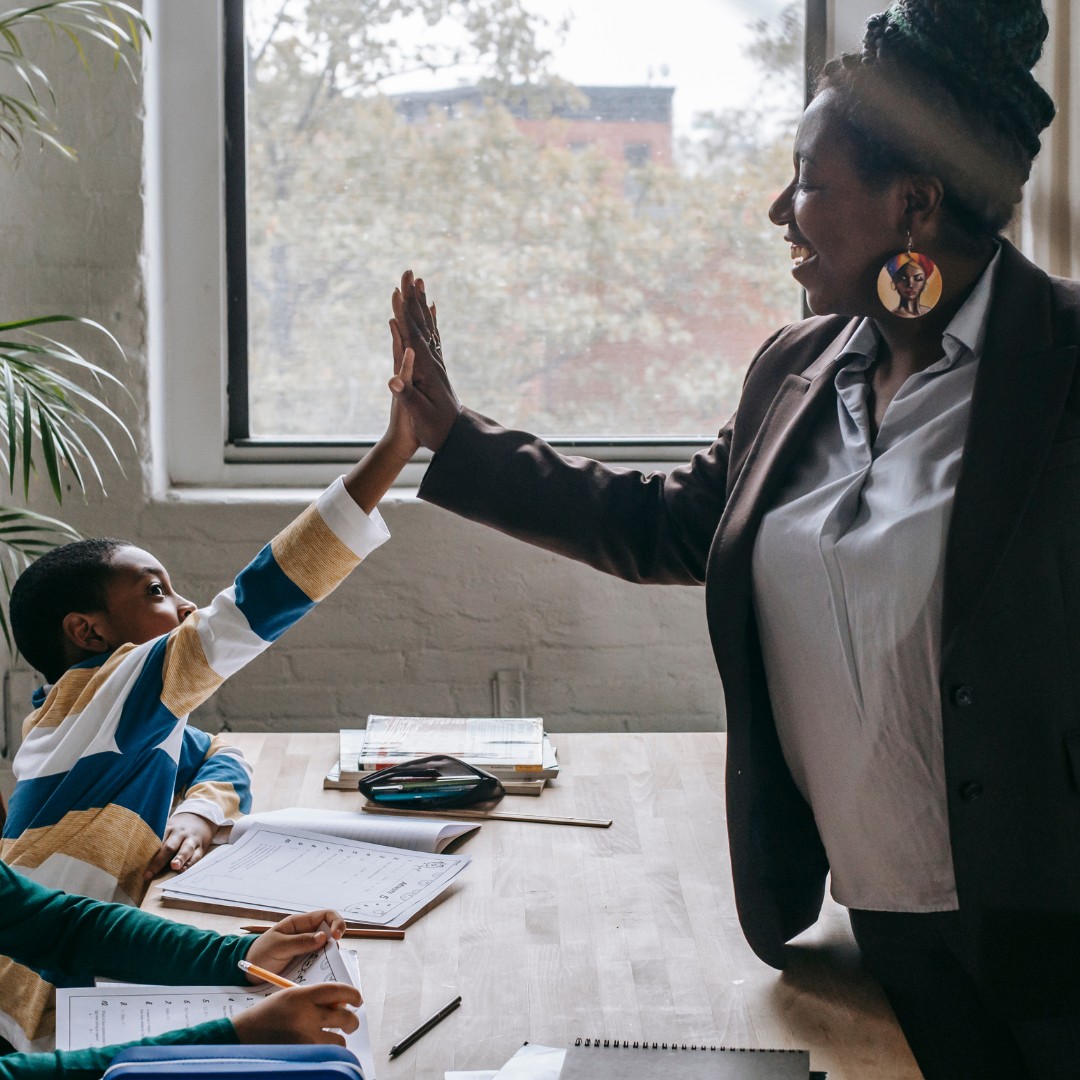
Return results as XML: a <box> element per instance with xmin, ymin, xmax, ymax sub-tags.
<box><xmin>559</xmin><ymin>1039</ymin><xmax>816</xmax><ymax>1079</ymax></box>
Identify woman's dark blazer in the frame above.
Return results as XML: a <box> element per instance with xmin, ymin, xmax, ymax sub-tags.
<box><xmin>419</xmin><ymin>239</ymin><xmax>1080</xmax><ymax>971</ymax></box>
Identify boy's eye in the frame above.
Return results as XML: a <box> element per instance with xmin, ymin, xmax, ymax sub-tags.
<box><xmin>148</xmin><ymin>583</ymin><xmax>165</xmax><ymax>596</ymax></box>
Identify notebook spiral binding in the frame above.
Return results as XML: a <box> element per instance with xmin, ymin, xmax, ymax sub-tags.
<box><xmin>574</xmin><ymin>1039</ymin><xmax>802</xmax><ymax>1053</ymax></box>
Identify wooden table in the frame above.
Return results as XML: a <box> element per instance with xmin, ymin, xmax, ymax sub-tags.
<box><xmin>143</xmin><ymin>732</ymin><xmax>920</xmax><ymax>1079</ymax></box>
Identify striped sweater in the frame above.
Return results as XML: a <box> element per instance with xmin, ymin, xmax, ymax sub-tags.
<box><xmin>0</xmin><ymin>477</ymin><xmax>389</xmax><ymax>1052</ymax></box>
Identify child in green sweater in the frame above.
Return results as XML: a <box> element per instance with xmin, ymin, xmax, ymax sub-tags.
<box><xmin>0</xmin><ymin>860</ymin><xmax>361</xmax><ymax>1080</ymax></box>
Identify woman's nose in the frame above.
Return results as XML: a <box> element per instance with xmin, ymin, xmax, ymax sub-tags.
<box><xmin>768</xmin><ymin>181</ymin><xmax>794</xmax><ymax>226</ymax></box>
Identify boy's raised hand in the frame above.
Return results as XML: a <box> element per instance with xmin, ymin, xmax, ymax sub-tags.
<box><xmin>231</xmin><ymin>983</ymin><xmax>362</xmax><ymax>1046</ymax></box>
<box><xmin>389</xmin><ymin>270</ymin><xmax>462</xmax><ymax>452</ymax></box>
<box><xmin>144</xmin><ymin>812</ymin><xmax>216</xmax><ymax>880</ymax></box>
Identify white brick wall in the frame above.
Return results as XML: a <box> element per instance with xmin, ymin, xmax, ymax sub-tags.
<box><xmin>0</xmin><ymin>4</ymin><xmax>725</xmax><ymax>745</ymax></box>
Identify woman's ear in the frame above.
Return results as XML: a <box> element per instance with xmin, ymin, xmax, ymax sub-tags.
<box><xmin>905</xmin><ymin>174</ymin><xmax>945</xmax><ymax>236</ymax></box>
<box><xmin>61</xmin><ymin>612</ymin><xmax>110</xmax><ymax>655</ymax></box>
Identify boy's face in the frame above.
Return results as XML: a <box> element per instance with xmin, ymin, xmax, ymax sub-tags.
<box><xmin>95</xmin><ymin>545</ymin><xmax>197</xmax><ymax>647</ymax></box>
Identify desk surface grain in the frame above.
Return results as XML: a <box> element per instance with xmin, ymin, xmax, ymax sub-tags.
<box><xmin>142</xmin><ymin>731</ymin><xmax>919</xmax><ymax>1079</ymax></box>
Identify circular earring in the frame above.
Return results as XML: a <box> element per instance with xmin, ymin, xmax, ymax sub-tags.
<box><xmin>876</xmin><ymin>232</ymin><xmax>942</xmax><ymax>319</ymax></box>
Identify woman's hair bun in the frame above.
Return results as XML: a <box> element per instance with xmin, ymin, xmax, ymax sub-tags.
<box><xmin>818</xmin><ymin>0</ymin><xmax>1056</xmax><ymax>236</ymax></box>
<box><xmin>862</xmin><ymin>0</ymin><xmax>1055</xmax><ymax>159</ymax></box>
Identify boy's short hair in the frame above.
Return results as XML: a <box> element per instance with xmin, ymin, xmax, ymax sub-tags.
<box><xmin>10</xmin><ymin>538</ymin><xmax>131</xmax><ymax>682</ymax></box>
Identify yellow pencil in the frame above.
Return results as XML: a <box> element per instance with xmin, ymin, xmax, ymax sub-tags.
<box><xmin>238</xmin><ymin>959</ymin><xmax>299</xmax><ymax>989</ymax></box>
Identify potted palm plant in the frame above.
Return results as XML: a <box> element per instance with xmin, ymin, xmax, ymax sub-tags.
<box><xmin>0</xmin><ymin>1</ymin><xmax>148</xmax><ymax>643</ymax></box>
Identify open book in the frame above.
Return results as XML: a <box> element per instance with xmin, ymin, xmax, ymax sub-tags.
<box><xmin>159</xmin><ymin>824</ymin><xmax>470</xmax><ymax>928</ymax></box>
<box><xmin>227</xmin><ymin>807</ymin><xmax>478</xmax><ymax>853</ymax></box>
<box><xmin>57</xmin><ymin>928</ymin><xmax>378</xmax><ymax>1080</ymax></box>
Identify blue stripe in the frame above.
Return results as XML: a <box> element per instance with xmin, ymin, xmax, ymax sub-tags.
<box><xmin>175</xmin><ymin>727</ymin><xmax>253</xmax><ymax>813</ymax></box>
<box><xmin>6</xmin><ymin>640</ymin><xmax>187</xmax><ymax>839</ymax></box>
<box><xmin>4</xmin><ymin>749</ymin><xmax>180</xmax><ymax>838</ymax></box>
<box><xmin>233</xmin><ymin>544</ymin><xmax>316</xmax><ymax>642</ymax></box>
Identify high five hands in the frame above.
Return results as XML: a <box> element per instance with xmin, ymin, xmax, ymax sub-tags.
<box><xmin>389</xmin><ymin>270</ymin><xmax>461</xmax><ymax>453</ymax></box>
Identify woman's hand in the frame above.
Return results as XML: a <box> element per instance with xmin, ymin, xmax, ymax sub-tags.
<box><xmin>243</xmin><ymin>910</ymin><xmax>349</xmax><ymax>975</ymax></box>
<box><xmin>144</xmin><ymin>813</ymin><xmax>216</xmax><ymax>880</ymax></box>
<box><xmin>389</xmin><ymin>269</ymin><xmax>461</xmax><ymax>452</ymax></box>
<box><xmin>231</xmin><ymin>983</ymin><xmax>362</xmax><ymax>1046</ymax></box>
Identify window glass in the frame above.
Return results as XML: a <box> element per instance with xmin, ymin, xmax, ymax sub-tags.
<box><xmin>241</xmin><ymin>0</ymin><xmax>805</xmax><ymax>441</ymax></box>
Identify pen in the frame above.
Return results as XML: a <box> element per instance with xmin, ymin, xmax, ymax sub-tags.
<box><xmin>388</xmin><ymin>994</ymin><xmax>462</xmax><ymax>1058</ymax></box>
<box><xmin>240</xmin><ymin>925</ymin><xmax>405</xmax><ymax>940</ymax></box>
<box><xmin>237</xmin><ymin>960</ymin><xmax>299</xmax><ymax>989</ymax></box>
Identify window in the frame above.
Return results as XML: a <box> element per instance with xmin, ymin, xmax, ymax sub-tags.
<box><xmin>226</xmin><ymin>0</ymin><xmax>820</xmax><ymax>452</ymax></box>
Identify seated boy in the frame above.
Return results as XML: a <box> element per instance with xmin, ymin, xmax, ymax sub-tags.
<box><xmin>0</xmin><ymin>859</ymin><xmax>361</xmax><ymax>1080</ymax></box>
<box><xmin>0</xmin><ymin>380</ymin><xmax>417</xmax><ymax>1053</ymax></box>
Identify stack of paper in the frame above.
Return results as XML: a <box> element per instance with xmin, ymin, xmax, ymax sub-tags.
<box><xmin>158</xmin><ymin>824</ymin><xmax>470</xmax><ymax>928</ymax></box>
<box><xmin>336</xmin><ymin>716</ymin><xmax>560</xmax><ymax>790</ymax></box>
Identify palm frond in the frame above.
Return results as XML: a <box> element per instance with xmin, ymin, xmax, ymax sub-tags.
<box><xmin>0</xmin><ymin>506</ymin><xmax>83</xmax><ymax>649</ymax></box>
<box><xmin>0</xmin><ymin>314</ymin><xmax>132</xmax><ymax>501</ymax></box>
<box><xmin>0</xmin><ymin>1</ymin><xmax>149</xmax><ymax>165</ymax></box>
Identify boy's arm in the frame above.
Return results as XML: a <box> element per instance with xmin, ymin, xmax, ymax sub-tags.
<box><xmin>146</xmin><ymin>731</ymin><xmax>253</xmax><ymax>877</ymax></box>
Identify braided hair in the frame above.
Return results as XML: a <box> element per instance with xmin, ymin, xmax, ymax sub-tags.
<box><xmin>817</xmin><ymin>0</ymin><xmax>1056</xmax><ymax>238</ymax></box>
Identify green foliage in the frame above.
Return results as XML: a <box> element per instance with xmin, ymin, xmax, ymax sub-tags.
<box><xmin>242</xmin><ymin>0</ymin><xmax>804</xmax><ymax>439</ymax></box>
<box><xmin>0</xmin><ymin>1</ymin><xmax>149</xmax><ymax>163</ymax></box>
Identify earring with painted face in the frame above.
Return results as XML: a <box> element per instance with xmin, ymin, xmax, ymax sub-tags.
<box><xmin>876</xmin><ymin>233</ymin><xmax>942</xmax><ymax>319</ymax></box>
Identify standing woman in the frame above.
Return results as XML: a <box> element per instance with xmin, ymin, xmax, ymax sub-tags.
<box><xmin>389</xmin><ymin>0</ymin><xmax>1080</xmax><ymax>1076</ymax></box>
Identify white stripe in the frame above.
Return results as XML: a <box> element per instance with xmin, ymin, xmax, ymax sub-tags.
<box><xmin>13</xmin><ymin>644</ymin><xmax>159</xmax><ymax>780</ymax></box>
<box><xmin>172</xmin><ymin>796</ymin><xmax>239</xmax><ymax>827</ymax></box>
<box><xmin>190</xmin><ymin>588</ymin><xmax>270</xmax><ymax>678</ymax></box>
<box><xmin>16</xmin><ymin>853</ymin><xmax>135</xmax><ymax>905</ymax></box>
<box><xmin>316</xmin><ymin>476</ymin><xmax>391</xmax><ymax>557</ymax></box>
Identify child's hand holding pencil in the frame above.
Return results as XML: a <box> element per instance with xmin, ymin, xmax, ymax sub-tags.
<box><xmin>241</xmin><ymin>909</ymin><xmax>351</xmax><ymax>981</ymax></box>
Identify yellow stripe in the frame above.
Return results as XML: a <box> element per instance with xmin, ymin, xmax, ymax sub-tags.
<box><xmin>24</xmin><ymin>645</ymin><xmax>141</xmax><ymax>736</ymax></box>
<box><xmin>161</xmin><ymin>620</ymin><xmax>224</xmax><ymax>718</ymax></box>
<box><xmin>0</xmin><ymin>955</ymin><xmax>55</xmax><ymax>1043</ymax></box>
<box><xmin>1</xmin><ymin>804</ymin><xmax>160</xmax><ymax>904</ymax></box>
<box><xmin>270</xmin><ymin>502</ymin><xmax>361</xmax><ymax>602</ymax></box>
<box><xmin>181</xmin><ymin>779</ymin><xmax>242</xmax><ymax>821</ymax></box>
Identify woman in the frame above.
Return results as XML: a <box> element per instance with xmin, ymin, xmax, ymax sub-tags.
<box><xmin>388</xmin><ymin>0</ymin><xmax>1079</xmax><ymax>1076</ymax></box>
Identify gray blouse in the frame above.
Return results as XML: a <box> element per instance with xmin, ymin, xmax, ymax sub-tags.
<box><xmin>751</xmin><ymin>249</ymin><xmax>1001</xmax><ymax>912</ymax></box>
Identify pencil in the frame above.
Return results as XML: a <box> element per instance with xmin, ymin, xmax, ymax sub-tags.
<box><xmin>239</xmin><ymin>925</ymin><xmax>405</xmax><ymax>940</ymax></box>
<box><xmin>388</xmin><ymin>994</ymin><xmax>462</xmax><ymax>1058</ymax></box>
<box><xmin>361</xmin><ymin>803</ymin><xmax>613</xmax><ymax>828</ymax></box>
<box><xmin>237</xmin><ymin>960</ymin><xmax>299</xmax><ymax>989</ymax></box>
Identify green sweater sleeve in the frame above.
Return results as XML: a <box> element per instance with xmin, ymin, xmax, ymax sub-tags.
<box><xmin>0</xmin><ymin>863</ymin><xmax>255</xmax><ymax>1080</ymax></box>
<box><xmin>0</xmin><ymin>1018</ymin><xmax>238</xmax><ymax>1080</ymax></box>
<box><xmin>0</xmin><ymin>862</ymin><xmax>251</xmax><ymax>985</ymax></box>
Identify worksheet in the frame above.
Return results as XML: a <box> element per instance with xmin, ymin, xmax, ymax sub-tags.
<box><xmin>56</xmin><ymin>930</ymin><xmax>377</xmax><ymax>1078</ymax></box>
<box><xmin>159</xmin><ymin>825</ymin><xmax>470</xmax><ymax>927</ymax></box>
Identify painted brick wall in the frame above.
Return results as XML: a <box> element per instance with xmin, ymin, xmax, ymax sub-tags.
<box><xmin>0</xmin><ymin>5</ymin><xmax>725</xmax><ymax>748</ymax></box>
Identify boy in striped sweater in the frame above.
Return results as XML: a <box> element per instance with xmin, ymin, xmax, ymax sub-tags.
<box><xmin>0</xmin><ymin>356</ymin><xmax>419</xmax><ymax>1053</ymax></box>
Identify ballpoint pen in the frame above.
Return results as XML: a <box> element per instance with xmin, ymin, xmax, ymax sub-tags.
<box><xmin>388</xmin><ymin>994</ymin><xmax>462</xmax><ymax>1058</ymax></box>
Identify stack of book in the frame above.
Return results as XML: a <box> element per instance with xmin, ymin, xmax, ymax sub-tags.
<box><xmin>325</xmin><ymin>714</ymin><xmax>559</xmax><ymax>795</ymax></box>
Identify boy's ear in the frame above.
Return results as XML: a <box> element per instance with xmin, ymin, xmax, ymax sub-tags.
<box><xmin>61</xmin><ymin>612</ymin><xmax>111</xmax><ymax>655</ymax></box>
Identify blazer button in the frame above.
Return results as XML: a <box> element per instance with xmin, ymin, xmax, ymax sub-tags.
<box><xmin>953</xmin><ymin>685</ymin><xmax>975</xmax><ymax>708</ymax></box>
<box><xmin>960</xmin><ymin>781</ymin><xmax>983</xmax><ymax>802</ymax></box>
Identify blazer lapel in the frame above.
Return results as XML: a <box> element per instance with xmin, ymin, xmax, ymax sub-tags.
<box><xmin>942</xmin><ymin>244</ymin><xmax>1079</xmax><ymax>654</ymax></box>
<box><xmin>708</xmin><ymin>320</ymin><xmax>858</xmax><ymax>621</ymax></box>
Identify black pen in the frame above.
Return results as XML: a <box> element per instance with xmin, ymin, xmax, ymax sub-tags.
<box><xmin>388</xmin><ymin>994</ymin><xmax>462</xmax><ymax>1058</ymax></box>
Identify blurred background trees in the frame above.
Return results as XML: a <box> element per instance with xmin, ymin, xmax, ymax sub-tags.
<box><xmin>241</xmin><ymin>0</ymin><xmax>805</xmax><ymax>439</ymax></box>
